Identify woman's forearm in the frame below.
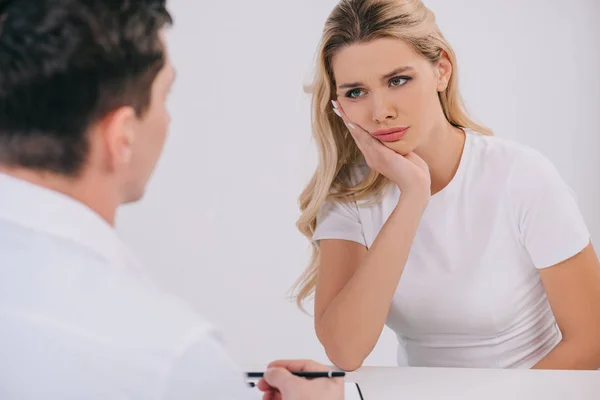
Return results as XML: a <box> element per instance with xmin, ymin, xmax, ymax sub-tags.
<box><xmin>532</xmin><ymin>339</ymin><xmax>600</xmax><ymax>370</ymax></box>
<box><xmin>316</xmin><ymin>194</ymin><xmax>427</xmax><ymax>370</ymax></box>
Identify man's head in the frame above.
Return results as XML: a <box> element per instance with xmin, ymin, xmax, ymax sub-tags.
<box><xmin>0</xmin><ymin>0</ymin><xmax>174</xmax><ymax>207</ymax></box>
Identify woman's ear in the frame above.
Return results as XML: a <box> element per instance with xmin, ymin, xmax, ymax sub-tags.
<box><xmin>435</xmin><ymin>51</ymin><xmax>453</xmax><ymax>92</ymax></box>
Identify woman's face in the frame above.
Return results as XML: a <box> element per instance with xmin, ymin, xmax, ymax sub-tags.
<box><xmin>331</xmin><ymin>38</ymin><xmax>452</xmax><ymax>155</ymax></box>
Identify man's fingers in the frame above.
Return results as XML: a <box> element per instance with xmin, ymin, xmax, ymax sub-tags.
<box><xmin>257</xmin><ymin>378</ymin><xmax>272</xmax><ymax>391</ymax></box>
<box><xmin>262</xmin><ymin>391</ymin><xmax>281</xmax><ymax>400</ymax></box>
<box><xmin>263</xmin><ymin>367</ymin><xmax>301</xmax><ymax>394</ymax></box>
<box><xmin>266</xmin><ymin>359</ymin><xmax>330</xmax><ymax>372</ymax></box>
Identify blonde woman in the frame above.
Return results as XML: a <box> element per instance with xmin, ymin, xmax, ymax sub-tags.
<box><xmin>294</xmin><ymin>0</ymin><xmax>600</xmax><ymax>371</ymax></box>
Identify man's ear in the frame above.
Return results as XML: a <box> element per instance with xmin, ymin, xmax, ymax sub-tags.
<box><xmin>435</xmin><ymin>50</ymin><xmax>453</xmax><ymax>92</ymax></box>
<box><xmin>98</xmin><ymin>106</ymin><xmax>137</xmax><ymax>170</ymax></box>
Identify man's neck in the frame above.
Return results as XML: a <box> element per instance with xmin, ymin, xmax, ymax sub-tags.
<box><xmin>0</xmin><ymin>166</ymin><xmax>118</xmax><ymax>225</ymax></box>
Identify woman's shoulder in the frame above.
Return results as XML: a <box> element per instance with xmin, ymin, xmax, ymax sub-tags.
<box><xmin>467</xmin><ymin>129</ymin><xmax>541</xmax><ymax>159</ymax></box>
<box><xmin>466</xmin><ymin>129</ymin><xmax>570</xmax><ymax>200</ymax></box>
<box><xmin>466</xmin><ymin>129</ymin><xmax>558</xmax><ymax>175</ymax></box>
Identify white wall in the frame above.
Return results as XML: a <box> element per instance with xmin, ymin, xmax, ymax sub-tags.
<box><xmin>117</xmin><ymin>0</ymin><xmax>600</xmax><ymax>369</ymax></box>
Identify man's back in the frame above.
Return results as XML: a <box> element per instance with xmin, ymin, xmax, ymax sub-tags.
<box><xmin>0</xmin><ymin>1</ymin><xmax>342</xmax><ymax>398</ymax></box>
<box><xmin>0</xmin><ymin>174</ymin><xmax>248</xmax><ymax>399</ymax></box>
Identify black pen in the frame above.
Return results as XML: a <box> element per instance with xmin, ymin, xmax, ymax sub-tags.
<box><xmin>246</xmin><ymin>371</ymin><xmax>345</xmax><ymax>379</ymax></box>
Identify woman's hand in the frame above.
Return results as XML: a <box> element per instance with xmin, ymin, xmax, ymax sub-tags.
<box><xmin>332</xmin><ymin>100</ymin><xmax>431</xmax><ymax>202</ymax></box>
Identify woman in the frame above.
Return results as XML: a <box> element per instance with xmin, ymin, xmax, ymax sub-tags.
<box><xmin>294</xmin><ymin>0</ymin><xmax>600</xmax><ymax>371</ymax></box>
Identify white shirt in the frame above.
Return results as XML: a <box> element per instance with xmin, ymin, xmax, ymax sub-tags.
<box><xmin>0</xmin><ymin>174</ymin><xmax>250</xmax><ymax>399</ymax></box>
<box><xmin>313</xmin><ymin>130</ymin><xmax>591</xmax><ymax>369</ymax></box>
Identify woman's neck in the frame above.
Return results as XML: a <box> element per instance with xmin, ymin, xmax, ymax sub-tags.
<box><xmin>415</xmin><ymin>122</ymin><xmax>466</xmax><ymax>196</ymax></box>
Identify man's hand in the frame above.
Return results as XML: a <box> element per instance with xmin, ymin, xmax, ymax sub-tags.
<box><xmin>257</xmin><ymin>359</ymin><xmax>344</xmax><ymax>400</ymax></box>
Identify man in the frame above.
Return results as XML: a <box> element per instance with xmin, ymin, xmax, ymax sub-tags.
<box><xmin>0</xmin><ymin>1</ymin><xmax>342</xmax><ymax>398</ymax></box>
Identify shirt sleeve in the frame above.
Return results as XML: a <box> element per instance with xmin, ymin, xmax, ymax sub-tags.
<box><xmin>510</xmin><ymin>148</ymin><xmax>590</xmax><ymax>269</ymax></box>
<box><xmin>162</xmin><ymin>329</ymin><xmax>251</xmax><ymax>400</ymax></box>
<box><xmin>312</xmin><ymin>199</ymin><xmax>367</xmax><ymax>246</ymax></box>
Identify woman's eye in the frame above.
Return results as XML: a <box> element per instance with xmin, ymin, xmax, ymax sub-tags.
<box><xmin>346</xmin><ymin>89</ymin><xmax>364</xmax><ymax>99</ymax></box>
<box><xmin>390</xmin><ymin>76</ymin><xmax>409</xmax><ymax>87</ymax></box>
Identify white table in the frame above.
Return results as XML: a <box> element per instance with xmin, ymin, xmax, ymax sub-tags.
<box><xmin>346</xmin><ymin>367</ymin><xmax>600</xmax><ymax>399</ymax></box>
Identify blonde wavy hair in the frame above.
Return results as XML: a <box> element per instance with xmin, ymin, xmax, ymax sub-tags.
<box><xmin>293</xmin><ymin>0</ymin><xmax>492</xmax><ymax>308</ymax></box>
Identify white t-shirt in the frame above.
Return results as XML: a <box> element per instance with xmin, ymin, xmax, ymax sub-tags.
<box><xmin>0</xmin><ymin>174</ymin><xmax>250</xmax><ymax>399</ymax></box>
<box><xmin>313</xmin><ymin>130</ymin><xmax>591</xmax><ymax>369</ymax></box>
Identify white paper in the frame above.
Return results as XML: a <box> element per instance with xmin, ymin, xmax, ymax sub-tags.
<box><xmin>246</xmin><ymin>380</ymin><xmax>363</xmax><ymax>399</ymax></box>
<box><xmin>345</xmin><ymin>382</ymin><xmax>364</xmax><ymax>400</ymax></box>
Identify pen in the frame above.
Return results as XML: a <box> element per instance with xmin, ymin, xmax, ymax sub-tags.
<box><xmin>246</xmin><ymin>371</ymin><xmax>345</xmax><ymax>379</ymax></box>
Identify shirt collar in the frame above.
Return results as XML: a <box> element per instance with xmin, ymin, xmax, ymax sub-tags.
<box><xmin>0</xmin><ymin>173</ymin><xmax>143</xmax><ymax>274</ymax></box>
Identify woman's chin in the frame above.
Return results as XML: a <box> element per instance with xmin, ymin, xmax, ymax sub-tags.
<box><xmin>384</xmin><ymin>141</ymin><xmax>414</xmax><ymax>156</ymax></box>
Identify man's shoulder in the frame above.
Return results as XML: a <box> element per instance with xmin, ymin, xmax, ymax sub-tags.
<box><xmin>0</xmin><ymin>220</ymin><xmax>214</xmax><ymax>352</ymax></box>
<box><xmin>110</xmin><ymin>274</ymin><xmax>215</xmax><ymax>345</ymax></box>
<box><xmin>0</xmin><ymin>221</ymin><xmax>225</xmax><ymax>398</ymax></box>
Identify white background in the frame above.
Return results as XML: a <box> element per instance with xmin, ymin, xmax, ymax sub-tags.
<box><xmin>118</xmin><ymin>0</ymin><xmax>600</xmax><ymax>369</ymax></box>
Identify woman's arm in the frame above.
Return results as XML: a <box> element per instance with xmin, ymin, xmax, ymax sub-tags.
<box><xmin>504</xmin><ymin>145</ymin><xmax>599</xmax><ymax>369</ymax></box>
<box><xmin>315</xmin><ymin>194</ymin><xmax>427</xmax><ymax>371</ymax></box>
<box><xmin>315</xmin><ymin>102</ymin><xmax>430</xmax><ymax>371</ymax></box>
<box><xmin>532</xmin><ymin>243</ymin><xmax>600</xmax><ymax>369</ymax></box>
